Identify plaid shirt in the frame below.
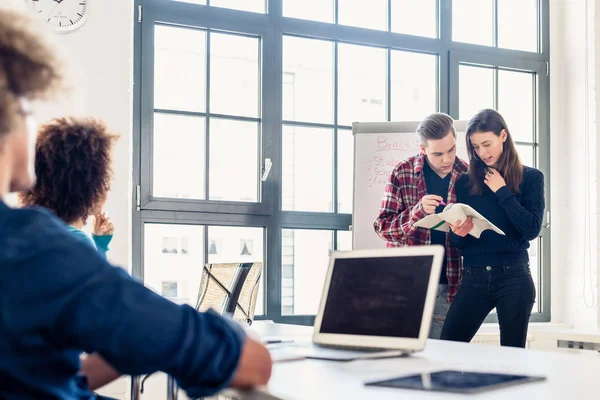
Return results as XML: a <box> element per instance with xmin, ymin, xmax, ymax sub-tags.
<box><xmin>373</xmin><ymin>154</ymin><xmax>469</xmax><ymax>302</ymax></box>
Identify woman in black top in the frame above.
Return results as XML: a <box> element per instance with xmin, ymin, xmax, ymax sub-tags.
<box><xmin>440</xmin><ymin>109</ymin><xmax>545</xmax><ymax>348</ymax></box>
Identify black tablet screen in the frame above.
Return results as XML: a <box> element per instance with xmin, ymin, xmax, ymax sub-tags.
<box><xmin>366</xmin><ymin>370</ymin><xmax>545</xmax><ymax>394</ymax></box>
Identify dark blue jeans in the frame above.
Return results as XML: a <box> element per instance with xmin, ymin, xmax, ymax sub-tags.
<box><xmin>440</xmin><ymin>263</ymin><xmax>536</xmax><ymax>348</ymax></box>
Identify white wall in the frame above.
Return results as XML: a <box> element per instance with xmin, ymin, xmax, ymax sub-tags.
<box><xmin>595</xmin><ymin>0</ymin><xmax>600</xmax><ymax>327</ymax></box>
<box><xmin>4</xmin><ymin>0</ymin><xmax>134</xmax><ymax>273</ymax></box>
<box><xmin>550</xmin><ymin>0</ymin><xmax>600</xmax><ymax>329</ymax></box>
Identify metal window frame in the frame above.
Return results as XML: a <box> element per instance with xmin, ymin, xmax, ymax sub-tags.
<box><xmin>133</xmin><ymin>0</ymin><xmax>551</xmax><ymax>325</ymax></box>
<box><xmin>449</xmin><ymin>50</ymin><xmax>550</xmax><ymax>323</ymax></box>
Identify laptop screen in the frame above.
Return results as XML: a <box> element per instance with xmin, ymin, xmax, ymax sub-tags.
<box><xmin>318</xmin><ymin>255</ymin><xmax>434</xmax><ymax>339</ymax></box>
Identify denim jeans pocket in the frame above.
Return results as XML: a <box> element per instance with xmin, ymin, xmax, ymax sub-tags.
<box><xmin>497</xmin><ymin>266</ymin><xmax>536</xmax><ymax>303</ymax></box>
<box><xmin>462</xmin><ymin>267</ymin><xmax>487</xmax><ymax>280</ymax></box>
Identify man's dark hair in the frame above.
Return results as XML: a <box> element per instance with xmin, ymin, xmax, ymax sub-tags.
<box><xmin>416</xmin><ymin>113</ymin><xmax>456</xmax><ymax>145</ymax></box>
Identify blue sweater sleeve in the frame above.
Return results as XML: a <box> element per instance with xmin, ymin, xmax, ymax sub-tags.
<box><xmin>494</xmin><ymin>168</ymin><xmax>545</xmax><ymax>240</ymax></box>
<box><xmin>27</xmin><ymin>240</ymin><xmax>245</xmax><ymax>398</ymax></box>
<box><xmin>91</xmin><ymin>234</ymin><xmax>112</xmax><ymax>259</ymax></box>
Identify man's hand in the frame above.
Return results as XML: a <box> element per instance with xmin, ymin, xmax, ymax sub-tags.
<box><xmin>449</xmin><ymin>217</ymin><xmax>474</xmax><ymax>237</ymax></box>
<box><xmin>229</xmin><ymin>337</ymin><xmax>272</xmax><ymax>389</ymax></box>
<box><xmin>421</xmin><ymin>195</ymin><xmax>444</xmax><ymax>215</ymax></box>
<box><xmin>80</xmin><ymin>353</ymin><xmax>121</xmax><ymax>391</ymax></box>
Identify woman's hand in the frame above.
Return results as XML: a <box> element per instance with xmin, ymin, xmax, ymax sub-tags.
<box><xmin>484</xmin><ymin>168</ymin><xmax>507</xmax><ymax>193</ymax></box>
<box><xmin>93</xmin><ymin>212</ymin><xmax>114</xmax><ymax>236</ymax></box>
<box><xmin>449</xmin><ymin>217</ymin><xmax>474</xmax><ymax>237</ymax></box>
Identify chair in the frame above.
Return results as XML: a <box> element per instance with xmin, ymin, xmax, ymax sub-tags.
<box><xmin>132</xmin><ymin>262</ymin><xmax>263</xmax><ymax>400</ymax></box>
<box><xmin>195</xmin><ymin>262</ymin><xmax>263</xmax><ymax>325</ymax></box>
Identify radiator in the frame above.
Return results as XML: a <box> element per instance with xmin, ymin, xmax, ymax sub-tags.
<box><xmin>471</xmin><ymin>333</ymin><xmax>532</xmax><ymax>348</ymax></box>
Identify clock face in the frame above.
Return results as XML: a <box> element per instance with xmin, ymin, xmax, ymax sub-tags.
<box><xmin>29</xmin><ymin>0</ymin><xmax>88</xmax><ymax>32</ymax></box>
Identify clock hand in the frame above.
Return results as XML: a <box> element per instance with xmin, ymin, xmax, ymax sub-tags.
<box><xmin>46</xmin><ymin>1</ymin><xmax>61</xmax><ymax>21</ymax></box>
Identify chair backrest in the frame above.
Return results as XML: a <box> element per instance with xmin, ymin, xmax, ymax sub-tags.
<box><xmin>195</xmin><ymin>262</ymin><xmax>263</xmax><ymax>325</ymax></box>
<box><xmin>133</xmin><ymin>263</ymin><xmax>263</xmax><ymax>400</ymax></box>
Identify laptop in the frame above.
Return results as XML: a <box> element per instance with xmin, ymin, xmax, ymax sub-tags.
<box><xmin>269</xmin><ymin>245</ymin><xmax>444</xmax><ymax>361</ymax></box>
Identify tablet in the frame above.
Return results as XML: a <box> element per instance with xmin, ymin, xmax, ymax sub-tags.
<box><xmin>365</xmin><ymin>370</ymin><xmax>546</xmax><ymax>394</ymax></box>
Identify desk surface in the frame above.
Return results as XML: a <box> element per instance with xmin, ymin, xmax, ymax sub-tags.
<box><xmin>231</xmin><ymin>322</ymin><xmax>600</xmax><ymax>400</ymax></box>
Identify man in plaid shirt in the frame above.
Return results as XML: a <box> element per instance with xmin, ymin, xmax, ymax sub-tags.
<box><xmin>373</xmin><ymin>113</ymin><xmax>468</xmax><ymax>339</ymax></box>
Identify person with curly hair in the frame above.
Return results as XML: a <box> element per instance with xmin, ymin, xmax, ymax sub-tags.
<box><xmin>19</xmin><ymin>117</ymin><xmax>119</xmax><ymax>259</ymax></box>
<box><xmin>0</xmin><ymin>8</ymin><xmax>272</xmax><ymax>400</ymax></box>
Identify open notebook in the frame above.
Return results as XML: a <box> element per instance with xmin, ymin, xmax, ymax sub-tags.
<box><xmin>414</xmin><ymin>203</ymin><xmax>505</xmax><ymax>238</ymax></box>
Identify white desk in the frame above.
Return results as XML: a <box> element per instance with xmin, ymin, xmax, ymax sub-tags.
<box><xmin>225</xmin><ymin>322</ymin><xmax>600</xmax><ymax>400</ymax></box>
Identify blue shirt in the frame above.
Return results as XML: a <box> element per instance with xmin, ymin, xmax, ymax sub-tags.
<box><xmin>0</xmin><ymin>201</ymin><xmax>245</xmax><ymax>399</ymax></box>
<box><xmin>450</xmin><ymin>166</ymin><xmax>545</xmax><ymax>267</ymax></box>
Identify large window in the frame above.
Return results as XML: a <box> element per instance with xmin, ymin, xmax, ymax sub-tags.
<box><xmin>151</xmin><ymin>24</ymin><xmax>261</xmax><ymax>203</ymax></box>
<box><xmin>134</xmin><ymin>0</ymin><xmax>550</xmax><ymax>324</ymax></box>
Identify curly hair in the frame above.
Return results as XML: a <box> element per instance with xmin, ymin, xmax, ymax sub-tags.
<box><xmin>19</xmin><ymin>117</ymin><xmax>120</xmax><ymax>224</ymax></box>
<box><xmin>0</xmin><ymin>9</ymin><xmax>62</xmax><ymax>136</ymax></box>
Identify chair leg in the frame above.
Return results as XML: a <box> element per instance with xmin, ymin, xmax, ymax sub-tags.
<box><xmin>130</xmin><ymin>376</ymin><xmax>141</xmax><ymax>400</ymax></box>
<box><xmin>167</xmin><ymin>376</ymin><xmax>178</xmax><ymax>400</ymax></box>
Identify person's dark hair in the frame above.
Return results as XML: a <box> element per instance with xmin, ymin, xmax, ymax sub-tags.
<box><xmin>416</xmin><ymin>112</ymin><xmax>456</xmax><ymax>145</ymax></box>
<box><xmin>466</xmin><ymin>109</ymin><xmax>523</xmax><ymax>195</ymax></box>
<box><xmin>19</xmin><ymin>117</ymin><xmax>119</xmax><ymax>224</ymax></box>
<box><xmin>0</xmin><ymin>10</ymin><xmax>62</xmax><ymax>138</ymax></box>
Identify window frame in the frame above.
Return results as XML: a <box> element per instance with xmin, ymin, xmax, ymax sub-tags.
<box><xmin>133</xmin><ymin>0</ymin><xmax>551</xmax><ymax>324</ymax></box>
<box><xmin>450</xmin><ymin>50</ymin><xmax>550</xmax><ymax>322</ymax></box>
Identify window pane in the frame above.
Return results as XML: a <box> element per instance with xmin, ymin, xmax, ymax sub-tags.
<box><xmin>529</xmin><ymin>237</ymin><xmax>541</xmax><ymax>313</ymax></box>
<box><xmin>154</xmin><ymin>25</ymin><xmax>206</xmax><ymax>113</ymax></box>
<box><xmin>498</xmin><ymin>0</ymin><xmax>538</xmax><ymax>52</ymax></box>
<box><xmin>391</xmin><ymin>51</ymin><xmax>438</xmax><ymax>121</ymax></box>
<box><xmin>338</xmin><ymin>44</ymin><xmax>387</xmax><ymax>126</ymax></box>
<box><xmin>283</xmin><ymin>36</ymin><xmax>334</xmax><ymax>124</ymax></box>
<box><xmin>453</xmin><ymin>0</ymin><xmax>493</xmax><ymax>46</ymax></box>
<box><xmin>144</xmin><ymin>223</ymin><xmax>205</xmax><ymax>306</ymax></box>
<box><xmin>391</xmin><ymin>0</ymin><xmax>437</xmax><ymax>38</ymax></box>
<box><xmin>209</xmin><ymin>119</ymin><xmax>259</xmax><ymax>202</ymax></box>
<box><xmin>516</xmin><ymin>144</ymin><xmax>534</xmax><ymax>167</ymax></box>
<box><xmin>283</xmin><ymin>0</ymin><xmax>334</xmax><ymax>23</ymax></box>
<box><xmin>498</xmin><ymin>70</ymin><xmax>534</xmax><ymax>142</ymax></box>
<box><xmin>210</xmin><ymin>33</ymin><xmax>260</xmax><ymax>118</ymax></box>
<box><xmin>336</xmin><ymin>230</ymin><xmax>353</xmax><ymax>250</ymax></box>
<box><xmin>281</xmin><ymin>229</ymin><xmax>333</xmax><ymax>315</ymax></box>
<box><xmin>337</xmin><ymin>129</ymin><xmax>354</xmax><ymax>214</ymax></box>
<box><xmin>208</xmin><ymin>226</ymin><xmax>265</xmax><ymax>315</ymax></box>
<box><xmin>153</xmin><ymin>113</ymin><xmax>206</xmax><ymax>199</ymax></box>
<box><xmin>210</xmin><ymin>0</ymin><xmax>265</xmax><ymax>13</ymax></box>
<box><xmin>282</xmin><ymin>126</ymin><xmax>333</xmax><ymax>212</ymax></box>
<box><xmin>459</xmin><ymin>65</ymin><xmax>494</xmax><ymax>120</ymax></box>
<box><xmin>338</xmin><ymin>0</ymin><xmax>387</xmax><ymax>31</ymax></box>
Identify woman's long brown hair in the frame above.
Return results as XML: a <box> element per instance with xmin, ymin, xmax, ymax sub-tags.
<box><xmin>466</xmin><ymin>109</ymin><xmax>523</xmax><ymax>195</ymax></box>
